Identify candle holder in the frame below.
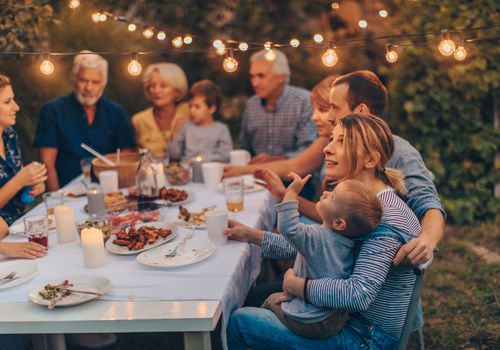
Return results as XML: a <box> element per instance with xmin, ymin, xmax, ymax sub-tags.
<box><xmin>191</xmin><ymin>156</ymin><xmax>205</xmax><ymax>183</ymax></box>
<box><xmin>87</xmin><ymin>187</ymin><xmax>106</xmax><ymax>215</ymax></box>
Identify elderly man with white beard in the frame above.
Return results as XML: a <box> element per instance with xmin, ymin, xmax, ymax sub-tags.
<box><xmin>34</xmin><ymin>51</ymin><xmax>135</xmax><ymax>190</ymax></box>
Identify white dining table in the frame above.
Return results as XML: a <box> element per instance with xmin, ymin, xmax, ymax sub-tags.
<box><xmin>0</xmin><ymin>177</ymin><xmax>268</xmax><ymax>350</ymax></box>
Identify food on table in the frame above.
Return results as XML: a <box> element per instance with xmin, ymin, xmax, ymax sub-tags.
<box><xmin>165</xmin><ymin>162</ymin><xmax>190</xmax><ymax>185</ymax></box>
<box><xmin>39</xmin><ymin>280</ymin><xmax>72</xmax><ymax>309</ymax></box>
<box><xmin>159</xmin><ymin>187</ymin><xmax>188</xmax><ymax>203</ymax></box>
<box><xmin>104</xmin><ymin>192</ymin><xmax>129</xmax><ymax>208</ymax></box>
<box><xmin>77</xmin><ymin>218</ymin><xmax>112</xmax><ymax>242</ymax></box>
<box><xmin>112</xmin><ymin>224</ymin><xmax>173</xmax><ymax>251</ymax></box>
<box><xmin>110</xmin><ymin>209</ymin><xmax>161</xmax><ymax>233</ymax></box>
<box><xmin>178</xmin><ymin>206</ymin><xmax>207</xmax><ymax>226</ymax></box>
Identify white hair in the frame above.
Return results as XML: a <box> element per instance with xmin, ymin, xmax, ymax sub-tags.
<box><xmin>71</xmin><ymin>50</ymin><xmax>108</xmax><ymax>85</ymax></box>
<box><xmin>250</xmin><ymin>49</ymin><xmax>291</xmax><ymax>83</ymax></box>
<box><xmin>142</xmin><ymin>63</ymin><xmax>188</xmax><ymax>101</ymax></box>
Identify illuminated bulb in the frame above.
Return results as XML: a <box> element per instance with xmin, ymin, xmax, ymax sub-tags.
<box><xmin>331</xmin><ymin>2</ymin><xmax>340</xmax><ymax>10</ymax></box>
<box><xmin>143</xmin><ymin>28</ymin><xmax>154</xmax><ymax>39</ymax></box>
<box><xmin>223</xmin><ymin>57</ymin><xmax>238</xmax><ymax>73</ymax></box>
<box><xmin>264</xmin><ymin>41</ymin><xmax>272</xmax><ymax>50</ymax></box>
<box><xmin>290</xmin><ymin>38</ymin><xmax>300</xmax><ymax>47</ymax></box>
<box><xmin>385</xmin><ymin>50</ymin><xmax>398</xmax><ymax>63</ymax></box>
<box><xmin>313</xmin><ymin>34</ymin><xmax>324</xmax><ymax>44</ymax></box>
<box><xmin>213</xmin><ymin>40</ymin><xmax>224</xmax><ymax>49</ymax></box>
<box><xmin>264</xmin><ymin>49</ymin><xmax>276</xmax><ymax>62</ymax></box>
<box><xmin>127</xmin><ymin>59</ymin><xmax>142</xmax><ymax>76</ymax></box>
<box><xmin>438</xmin><ymin>39</ymin><xmax>456</xmax><ymax>56</ymax></box>
<box><xmin>172</xmin><ymin>36</ymin><xmax>183</xmax><ymax>48</ymax></box>
<box><xmin>183</xmin><ymin>35</ymin><xmax>193</xmax><ymax>44</ymax></box>
<box><xmin>454</xmin><ymin>45</ymin><xmax>467</xmax><ymax>61</ymax></box>
<box><xmin>99</xmin><ymin>14</ymin><xmax>107</xmax><ymax>22</ymax></box>
<box><xmin>215</xmin><ymin>45</ymin><xmax>226</xmax><ymax>56</ymax></box>
<box><xmin>238</xmin><ymin>42</ymin><xmax>248</xmax><ymax>51</ymax></box>
<box><xmin>128</xmin><ymin>24</ymin><xmax>137</xmax><ymax>32</ymax></box>
<box><xmin>379</xmin><ymin>10</ymin><xmax>388</xmax><ymax>18</ymax></box>
<box><xmin>91</xmin><ymin>12</ymin><xmax>101</xmax><ymax>23</ymax></box>
<box><xmin>321</xmin><ymin>48</ymin><xmax>338</xmax><ymax>67</ymax></box>
<box><xmin>358</xmin><ymin>20</ymin><xmax>368</xmax><ymax>28</ymax></box>
<box><xmin>69</xmin><ymin>0</ymin><xmax>80</xmax><ymax>9</ymax></box>
<box><xmin>40</xmin><ymin>58</ymin><xmax>54</xmax><ymax>75</ymax></box>
<box><xmin>157</xmin><ymin>31</ymin><xmax>166</xmax><ymax>40</ymax></box>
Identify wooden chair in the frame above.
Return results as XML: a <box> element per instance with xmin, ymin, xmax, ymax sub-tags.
<box><xmin>395</xmin><ymin>255</ymin><xmax>434</xmax><ymax>350</ymax></box>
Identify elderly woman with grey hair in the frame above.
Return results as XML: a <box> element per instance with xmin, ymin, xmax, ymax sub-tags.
<box><xmin>132</xmin><ymin>62</ymin><xmax>189</xmax><ymax>159</ymax></box>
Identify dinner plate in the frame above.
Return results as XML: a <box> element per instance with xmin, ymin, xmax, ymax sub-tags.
<box><xmin>175</xmin><ymin>220</ymin><xmax>206</xmax><ymax>230</ymax></box>
<box><xmin>28</xmin><ymin>275</ymin><xmax>111</xmax><ymax>308</ymax></box>
<box><xmin>0</xmin><ymin>260</ymin><xmax>38</xmax><ymax>290</ymax></box>
<box><xmin>215</xmin><ymin>182</ymin><xmax>265</xmax><ymax>194</ymax></box>
<box><xmin>9</xmin><ymin>219</ymin><xmax>56</xmax><ymax>236</ymax></box>
<box><xmin>137</xmin><ymin>236</ymin><xmax>215</xmax><ymax>268</ymax></box>
<box><xmin>161</xmin><ymin>188</ymin><xmax>195</xmax><ymax>206</ymax></box>
<box><xmin>63</xmin><ymin>182</ymin><xmax>87</xmax><ymax>198</ymax></box>
<box><xmin>105</xmin><ymin>222</ymin><xmax>178</xmax><ymax>255</ymax></box>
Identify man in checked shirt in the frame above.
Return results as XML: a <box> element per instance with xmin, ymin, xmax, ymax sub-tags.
<box><xmin>239</xmin><ymin>49</ymin><xmax>317</xmax><ymax>165</ymax></box>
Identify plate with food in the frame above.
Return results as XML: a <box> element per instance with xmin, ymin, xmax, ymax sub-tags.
<box><xmin>105</xmin><ymin>221</ymin><xmax>177</xmax><ymax>255</ymax></box>
<box><xmin>137</xmin><ymin>235</ymin><xmax>215</xmax><ymax>268</ymax></box>
<box><xmin>159</xmin><ymin>187</ymin><xmax>194</xmax><ymax>206</ymax></box>
<box><xmin>28</xmin><ymin>275</ymin><xmax>111</xmax><ymax>309</ymax></box>
<box><xmin>177</xmin><ymin>205</ymin><xmax>209</xmax><ymax>229</ymax></box>
<box><xmin>83</xmin><ymin>192</ymin><xmax>130</xmax><ymax>213</ymax></box>
<box><xmin>0</xmin><ymin>260</ymin><xmax>38</xmax><ymax>290</ymax></box>
<box><xmin>63</xmin><ymin>182</ymin><xmax>88</xmax><ymax>198</ymax></box>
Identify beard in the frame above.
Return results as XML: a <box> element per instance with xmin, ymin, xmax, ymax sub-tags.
<box><xmin>76</xmin><ymin>91</ymin><xmax>103</xmax><ymax>107</ymax></box>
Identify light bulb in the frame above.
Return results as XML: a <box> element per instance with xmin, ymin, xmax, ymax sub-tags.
<box><xmin>358</xmin><ymin>20</ymin><xmax>367</xmax><ymax>28</ymax></box>
<box><xmin>379</xmin><ymin>10</ymin><xmax>388</xmax><ymax>18</ymax></box>
<box><xmin>40</xmin><ymin>59</ymin><xmax>54</xmax><ymax>75</ymax></box>
<box><xmin>69</xmin><ymin>0</ymin><xmax>80</xmax><ymax>9</ymax></box>
<box><xmin>290</xmin><ymin>38</ymin><xmax>300</xmax><ymax>47</ymax></box>
<box><xmin>128</xmin><ymin>24</ymin><xmax>137</xmax><ymax>32</ymax></box>
<box><xmin>99</xmin><ymin>14</ymin><xmax>107</xmax><ymax>22</ymax></box>
<box><xmin>183</xmin><ymin>36</ymin><xmax>193</xmax><ymax>44</ymax></box>
<box><xmin>438</xmin><ymin>39</ymin><xmax>456</xmax><ymax>56</ymax></box>
<box><xmin>223</xmin><ymin>57</ymin><xmax>238</xmax><ymax>73</ymax></box>
<box><xmin>91</xmin><ymin>12</ymin><xmax>101</xmax><ymax>23</ymax></box>
<box><xmin>213</xmin><ymin>40</ymin><xmax>224</xmax><ymax>49</ymax></box>
<box><xmin>454</xmin><ymin>45</ymin><xmax>467</xmax><ymax>61</ymax></box>
<box><xmin>143</xmin><ymin>28</ymin><xmax>154</xmax><ymax>39</ymax></box>
<box><xmin>157</xmin><ymin>31</ymin><xmax>166</xmax><ymax>41</ymax></box>
<box><xmin>264</xmin><ymin>41</ymin><xmax>272</xmax><ymax>50</ymax></box>
<box><xmin>264</xmin><ymin>49</ymin><xmax>276</xmax><ymax>61</ymax></box>
<box><xmin>172</xmin><ymin>36</ymin><xmax>183</xmax><ymax>48</ymax></box>
<box><xmin>321</xmin><ymin>48</ymin><xmax>338</xmax><ymax>67</ymax></box>
<box><xmin>385</xmin><ymin>50</ymin><xmax>398</xmax><ymax>63</ymax></box>
<box><xmin>238</xmin><ymin>42</ymin><xmax>248</xmax><ymax>51</ymax></box>
<box><xmin>331</xmin><ymin>2</ymin><xmax>340</xmax><ymax>10</ymax></box>
<box><xmin>313</xmin><ymin>34</ymin><xmax>324</xmax><ymax>44</ymax></box>
<box><xmin>215</xmin><ymin>46</ymin><xmax>226</xmax><ymax>56</ymax></box>
<box><xmin>127</xmin><ymin>59</ymin><xmax>142</xmax><ymax>76</ymax></box>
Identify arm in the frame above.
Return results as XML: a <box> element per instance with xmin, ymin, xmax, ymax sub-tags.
<box><xmin>212</xmin><ymin>124</ymin><xmax>233</xmax><ymax>162</ymax></box>
<box><xmin>0</xmin><ymin>162</ymin><xmax>47</xmax><ymax>209</ymax></box>
<box><xmin>39</xmin><ymin>147</ymin><xmax>59</xmax><ymax>191</ymax></box>
<box><xmin>0</xmin><ymin>218</ymin><xmax>46</xmax><ymax>259</ymax></box>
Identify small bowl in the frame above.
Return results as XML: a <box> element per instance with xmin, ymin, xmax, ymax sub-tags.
<box><xmin>165</xmin><ymin>162</ymin><xmax>191</xmax><ymax>186</ymax></box>
<box><xmin>92</xmin><ymin>152</ymin><xmax>141</xmax><ymax>188</ymax></box>
<box><xmin>77</xmin><ymin>212</ymin><xmax>112</xmax><ymax>242</ymax></box>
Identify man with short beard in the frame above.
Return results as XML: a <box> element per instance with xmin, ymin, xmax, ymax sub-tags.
<box><xmin>34</xmin><ymin>51</ymin><xmax>135</xmax><ymax>190</ymax></box>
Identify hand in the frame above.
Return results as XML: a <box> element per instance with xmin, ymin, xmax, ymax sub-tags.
<box><xmin>282</xmin><ymin>268</ymin><xmax>305</xmax><ymax>299</ymax></box>
<box><xmin>222</xmin><ymin>164</ymin><xmax>247</xmax><ymax>178</ymax></box>
<box><xmin>223</xmin><ymin>219</ymin><xmax>264</xmax><ymax>245</ymax></box>
<box><xmin>0</xmin><ymin>242</ymin><xmax>47</xmax><ymax>259</ymax></box>
<box><xmin>286</xmin><ymin>172</ymin><xmax>312</xmax><ymax>197</ymax></box>
<box><xmin>265</xmin><ymin>292</ymin><xmax>292</xmax><ymax>305</ymax></box>
<box><xmin>253</xmin><ymin>169</ymin><xmax>286</xmax><ymax>202</ymax></box>
<box><xmin>29</xmin><ymin>182</ymin><xmax>46</xmax><ymax>196</ymax></box>
<box><xmin>393</xmin><ymin>236</ymin><xmax>434</xmax><ymax>266</ymax></box>
<box><xmin>249</xmin><ymin>153</ymin><xmax>285</xmax><ymax>165</ymax></box>
<box><xmin>14</xmin><ymin>162</ymin><xmax>47</xmax><ymax>187</ymax></box>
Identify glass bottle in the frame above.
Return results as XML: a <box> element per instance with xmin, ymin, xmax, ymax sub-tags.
<box><xmin>136</xmin><ymin>148</ymin><xmax>159</xmax><ymax>210</ymax></box>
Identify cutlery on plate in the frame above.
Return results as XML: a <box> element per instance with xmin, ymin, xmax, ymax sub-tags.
<box><xmin>67</xmin><ymin>289</ymin><xmax>103</xmax><ymax>296</ymax></box>
<box><xmin>0</xmin><ymin>271</ymin><xmax>20</xmax><ymax>285</ymax></box>
<box><xmin>165</xmin><ymin>231</ymin><xmax>194</xmax><ymax>258</ymax></box>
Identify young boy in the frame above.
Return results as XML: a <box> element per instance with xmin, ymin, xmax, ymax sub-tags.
<box><xmin>168</xmin><ymin>79</ymin><xmax>233</xmax><ymax>163</ymax></box>
<box><xmin>262</xmin><ymin>173</ymin><xmax>382</xmax><ymax>339</ymax></box>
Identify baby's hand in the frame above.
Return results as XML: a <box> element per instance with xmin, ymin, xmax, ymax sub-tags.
<box><xmin>285</xmin><ymin>172</ymin><xmax>312</xmax><ymax>198</ymax></box>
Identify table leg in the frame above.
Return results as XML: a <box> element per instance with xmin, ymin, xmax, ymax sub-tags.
<box><xmin>50</xmin><ymin>334</ymin><xmax>67</xmax><ymax>350</ymax></box>
<box><xmin>31</xmin><ymin>334</ymin><xmax>49</xmax><ymax>350</ymax></box>
<box><xmin>183</xmin><ymin>331</ymin><xmax>211</xmax><ymax>350</ymax></box>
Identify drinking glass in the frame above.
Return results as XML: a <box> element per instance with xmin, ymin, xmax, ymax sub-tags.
<box><xmin>80</xmin><ymin>157</ymin><xmax>93</xmax><ymax>184</ymax></box>
<box><xmin>223</xmin><ymin>177</ymin><xmax>244</xmax><ymax>212</ymax></box>
<box><xmin>43</xmin><ymin>191</ymin><xmax>64</xmax><ymax>216</ymax></box>
<box><xmin>24</xmin><ymin>215</ymin><xmax>49</xmax><ymax>248</ymax></box>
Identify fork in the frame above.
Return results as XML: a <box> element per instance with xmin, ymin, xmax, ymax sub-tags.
<box><xmin>0</xmin><ymin>271</ymin><xmax>19</xmax><ymax>285</ymax></box>
<box><xmin>165</xmin><ymin>231</ymin><xmax>194</xmax><ymax>258</ymax></box>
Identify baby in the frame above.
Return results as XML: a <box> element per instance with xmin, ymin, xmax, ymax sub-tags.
<box><xmin>262</xmin><ymin>173</ymin><xmax>382</xmax><ymax>339</ymax></box>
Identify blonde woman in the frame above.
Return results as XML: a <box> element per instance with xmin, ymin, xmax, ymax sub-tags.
<box><xmin>132</xmin><ymin>63</ymin><xmax>189</xmax><ymax>158</ymax></box>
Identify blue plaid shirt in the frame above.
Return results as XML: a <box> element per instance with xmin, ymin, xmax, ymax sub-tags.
<box><xmin>239</xmin><ymin>85</ymin><xmax>316</xmax><ymax>158</ymax></box>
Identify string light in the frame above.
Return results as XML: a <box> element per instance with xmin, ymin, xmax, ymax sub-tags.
<box><xmin>143</xmin><ymin>27</ymin><xmax>154</xmax><ymax>39</ymax></box>
<box><xmin>40</xmin><ymin>54</ymin><xmax>54</xmax><ymax>75</ymax></box>
<box><xmin>238</xmin><ymin>42</ymin><xmax>249</xmax><ymax>51</ymax></box>
<box><xmin>290</xmin><ymin>38</ymin><xmax>300</xmax><ymax>47</ymax></box>
<box><xmin>331</xmin><ymin>2</ymin><xmax>340</xmax><ymax>10</ymax></box>
<box><xmin>127</xmin><ymin>53</ymin><xmax>142</xmax><ymax>76</ymax></box>
<box><xmin>172</xmin><ymin>36</ymin><xmax>184</xmax><ymax>48</ymax></box>
<box><xmin>213</xmin><ymin>40</ymin><xmax>224</xmax><ymax>49</ymax></box>
<box><xmin>438</xmin><ymin>30</ymin><xmax>456</xmax><ymax>56</ymax></box>
<box><xmin>223</xmin><ymin>49</ymin><xmax>238</xmax><ymax>73</ymax></box>
<box><xmin>127</xmin><ymin>24</ymin><xmax>137</xmax><ymax>32</ymax></box>
<box><xmin>264</xmin><ymin>41</ymin><xmax>272</xmax><ymax>50</ymax></box>
<box><xmin>156</xmin><ymin>31</ymin><xmax>166</xmax><ymax>41</ymax></box>
<box><xmin>99</xmin><ymin>14</ymin><xmax>107</xmax><ymax>22</ymax></box>
<box><xmin>91</xmin><ymin>12</ymin><xmax>101</xmax><ymax>23</ymax></box>
<box><xmin>215</xmin><ymin>45</ymin><xmax>227</xmax><ymax>56</ymax></box>
<box><xmin>68</xmin><ymin>0</ymin><xmax>80</xmax><ymax>9</ymax></box>
<box><xmin>379</xmin><ymin>10</ymin><xmax>388</xmax><ymax>18</ymax></box>
<box><xmin>454</xmin><ymin>40</ymin><xmax>467</xmax><ymax>61</ymax></box>
<box><xmin>385</xmin><ymin>44</ymin><xmax>398</xmax><ymax>63</ymax></box>
<box><xmin>321</xmin><ymin>46</ymin><xmax>338</xmax><ymax>67</ymax></box>
<box><xmin>313</xmin><ymin>34</ymin><xmax>324</xmax><ymax>44</ymax></box>
<box><xmin>183</xmin><ymin>35</ymin><xmax>193</xmax><ymax>44</ymax></box>
<box><xmin>359</xmin><ymin>20</ymin><xmax>368</xmax><ymax>28</ymax></box>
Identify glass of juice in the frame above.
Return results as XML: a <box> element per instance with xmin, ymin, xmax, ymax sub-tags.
<box><xmin>223</xmin><ymin>177</ymin><xmax>244</xmax><ymax>212</ymax></box>
<box><xmin>43</xmin><ymin>191</ymin><xmax>64</xmax><ymax>216</ymax></box>
<box><xmin>24</xmin><ymin>215</ymin><xmax>49</xmax><ymax>248</ymax></box>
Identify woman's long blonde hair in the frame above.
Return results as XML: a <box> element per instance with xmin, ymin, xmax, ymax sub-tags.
<box><xmin>339</xmin><ymin>113</ymin><xmax>406</xmax><ymax>195</ymax></box>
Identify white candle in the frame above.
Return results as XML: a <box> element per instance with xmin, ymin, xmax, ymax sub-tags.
<box><xmin>81</xmin><ymin>228</ymin><xmax>106</xmax><ymax>268</ymax></box>
<box><xmin>54</xmin><ymin>205</ymin><xmax>78</xmax><ymax>244</ymax></box>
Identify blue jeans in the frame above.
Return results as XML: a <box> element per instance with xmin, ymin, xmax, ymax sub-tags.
<box><xmin>227</xmin><ymin>307</ymin><xmax>398</xmax><ymax>350</ymax></box>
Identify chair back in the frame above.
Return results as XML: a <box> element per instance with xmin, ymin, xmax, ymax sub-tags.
<box><xmin>395</xmin><ymin>256</ymin><xmax>433</xmax><ymax>350</ymax></box>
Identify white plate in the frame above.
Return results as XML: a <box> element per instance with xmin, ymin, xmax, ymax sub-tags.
<box><xmin>162</xmin><ymin>188</ymin><xmax>195</xmax><ymax>206</ymax></box>
<box><xmin>137</xmin><ymin>236</ymin><xmax>215</xmax><ymax>268</ymax></box>
<box><xmin>0</xmin><ymin>260</ymin><xmax>38</xmax><ymax>290</ymax></box>
<box><xmin>175</xmin><ymin>220</ymin><xmax>206</xmax><ymax>230</ymax></box>
<box><xmin>215</xmin><ymin>182</ymin><xmax>265</xmax><ymax>194</ymax></box>
<box><xmin>9</xmin><ymin>219</ymin><xmax>56</xmax><ymax>236</ymax></box>
<box><xmin>105</xmin><ymin>222</ymin><xmax>178</xmax><ymax>255</ymax></box>
<box><xmin>28</xmin><ymin>275</ymin><xmax>111</xmax><ymax>308</ymax></box>
<box><xmin>63</xmin><ymin>182</ymin><xmax>87</xmax><ymax>198</ymax></box>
